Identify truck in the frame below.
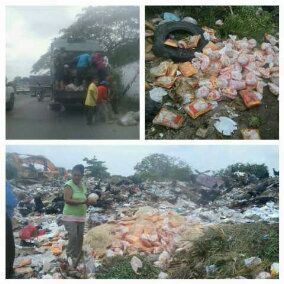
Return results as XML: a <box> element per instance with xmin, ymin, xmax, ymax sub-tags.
<box><xmin>29</xmin><ymin>75</ymin><xmax>52</xmax><ymax>97</ymax></box>
<box><xmin>49</xmin><ymin>38</ymin><xmax>103</xmax><ymax>110</ymax></box>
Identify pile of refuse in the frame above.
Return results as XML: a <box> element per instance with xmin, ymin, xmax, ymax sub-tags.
<box><xmin>9</xmin><ymin>173</ymin><xmax>279</xmax><ymax>279</ymax></box>
<box><xmin>84</xmin><ymin>206</ymin><xmax>205</xmax><ymax>259</ymax></box>
<box><xmin>145</xmin><ymin>13</ymin><xmax>279</xmax><ymax>139</ymax></box>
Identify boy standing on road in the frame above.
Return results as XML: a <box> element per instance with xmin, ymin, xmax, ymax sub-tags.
<box><xmin>84</xmin><ymin>79</ymin><xmax>98</xmax><ymax>125</ymax></box>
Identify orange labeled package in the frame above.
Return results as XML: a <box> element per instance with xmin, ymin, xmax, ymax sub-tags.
<box><xmin>153</xmin><ymin>108</ymin><xmax>184</xmax><ymax>129</ymax></box>
<box><xmin>183</xmin><ymin>98</ymin><xmax>212</xmax><ymax>119</ymax></box>
<box><xmin>240</xmin><ymin>89</ymin><xmax>262</xmax><ymax>108</ymax></box>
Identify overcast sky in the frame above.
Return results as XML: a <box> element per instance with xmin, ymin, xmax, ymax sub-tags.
<box><xmin>6</xmin><ymin>145</ymin><xmax>279</xmax><ymax>176</ymax></box>
<box><xmin>6</xmin><ymin>6</ymin><xmax>85</xmax><ymax>80</ymax></box>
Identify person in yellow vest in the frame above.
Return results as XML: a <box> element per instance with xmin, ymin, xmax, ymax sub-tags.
<box><xmin>84</xmin><ymin>79</ymin><xmax>98</xmax><ymax>125</ymax></box>
<box><xmin>62</xmin><ymin>164</ymin><xmax>93</xmax><ymax>267</ymax></box>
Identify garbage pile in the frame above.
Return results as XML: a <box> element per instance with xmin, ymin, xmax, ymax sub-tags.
<box><xmin>145</xmin><ymin>13</ymin><xmax>279</xmax><ymax>139</ymax></box>
<box><xmin>9</xmin><ymin>174</ymin><xmax>279</xmax><ymax>279</ymax></box>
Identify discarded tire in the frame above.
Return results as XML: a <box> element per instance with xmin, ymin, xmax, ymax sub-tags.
<box><xmin>153</xmin><ymin>22</ymin><xmax>208</xmax><ymax>62</ymax></box>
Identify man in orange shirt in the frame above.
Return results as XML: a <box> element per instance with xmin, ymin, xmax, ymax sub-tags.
<box><xmin>96</xmin><ymin>81</ymin><xmax>114</xmax><ymax>123</ymax></box>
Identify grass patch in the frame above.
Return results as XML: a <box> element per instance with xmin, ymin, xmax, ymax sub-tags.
<box><xmin>169</xmin><ymin>222</ymin><xmax>278</xmax><ymax>279</ymax></box>
<box><xmin>96</xmin><ymin>255</ymin><xmax>160</xmax><ymax>279</ymax></box>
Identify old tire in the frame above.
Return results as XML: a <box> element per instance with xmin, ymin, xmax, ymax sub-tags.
<box><xmin>153</xmin><ymin>22</ymin><xmax>208</xmax><ymax>62</ymax></box>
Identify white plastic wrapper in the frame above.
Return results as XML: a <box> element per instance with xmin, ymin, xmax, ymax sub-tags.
<box><xmin>194</xmin><ymin>98</ymin><xmax>210</xmax><ymax>111</ymax></box>
<box><xmin>220</xmin><ymin>54</ymin><xmax>231</xmax><ymax>67</ymax></box>
<box><xmin>268</xmin><ymin>82</ymin><xmax>279</xmax><ymax>96</ymax></box>
<box><xmin>191</xmin><ymin>58</ymin><xmax>201</xmax><ymax>70</ymax></box>
<box><xmin>238</xmin><ymin>53</ymin><xmax>249</xmax><ymax>65</ymax></box>
<box><xmin>248</xmin><ymin>38</ymin><xmax>257</xmax><ymax>49</ymax></box>
<box><xmin>245</xmin><ymin>72</ymin><xmax>257</xmax><ymax>85</ymax></box>
<box><xmin>215</xmin><ymin>19</ymin><xmax>223</xmax><ymax>26</ymax></box>
<box><xmin>195</xmin><ymin>86</ymin><xmax>210</xmax><ymax>98</ymax></box>
<box><xmin>194</xmin><ymin>52</ymin><xmax>210</xmax><ymax>71</ymax></box>
<box><xmin>149</xmin><ymin>87</ymin><xmax>167</xmax><ymax>103</ymax></box>
<box><xmin>265</xmin><ymin>34</ymin><xmax>278</xmax><ymax>46</ymax></box>
<box><xmin>214</xmin><ymin>116</ymin><xmax>237</xmax><ymax>136</ymax></box>
<box><xmin>231</xmin><ymin>70</ymin><xmax>243</xmax><ymax>81</ymax></box>
<box><xmin>256</xmin><ymin>81</ymin><xmax>267</xmax><ymax>94</ymax></box>
<box><xmin>229</xmin><ymin>80</ymin><xmax>246</xmax><ymax>90</ymax></box>
<box><xmin>199</xmin><ymin>79</ymin><xmax>212</xmax><ymax>89</ymax></box>
<box><xmin>217</xmin><ymin>76</ymin><xmax>229</xmax><ymax>88</ymax></box>
<box><xmin>182</xmin><ymin>16</ymin><xmax>197</xmax><ymax>25</ymax></box>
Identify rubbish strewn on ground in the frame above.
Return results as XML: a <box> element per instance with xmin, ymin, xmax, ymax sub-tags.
<box><xmin>9</xmin><ymin>166</ymin><xmax>279</xmax><ymax>279</ymax></box>
<box><xmin>145</xmin><ymin>11</ymin><xmax>279</xmax><ymax>139</ymax></box>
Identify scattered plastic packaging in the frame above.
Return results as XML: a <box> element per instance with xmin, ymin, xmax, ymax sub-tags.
<box><xmin>163</xmin><ymin>12</ymin><xmax>180</xmax><ymax>22</ymax></box>
<box><xmin>183</xmin><ymin>98</ymin><xmax>212</xmax><ymax>119</ymax></box>
<box><xmin>119</xmin><ymin>111</ymin><xmax>139</xmax><ymax>126</ymax></box>
<box><xmin>271</xmin><ymin>262</ymin><xmax>279</xmax><ymax>277</ymax></box>
<box><xmin>244</xmin><ymin>257</ymin><xmax>262</xmax><ymax>267</ymax></box>
<box><xmin>256</xmin><ymin>272</ymin><xmax>271</xmax><ymax>279</ymax></box>
<box><xmin>130</xmin><ymin>256</ymin><xmax>143</xmax><ymax>274</ymax></box>
<box><xmin>182</xmin><ymin>16</ymin><xmax>197</xmax><ymax>25</ymax></box>
<box><xmin>240</xmin><ymin>89</ymin><xmax>262</xmax><ymax>108</ymax></box>
<box><xmin>153</xmin><ymin>108</ymin><xmax>184</xmax><ymax>129</ymax></box>
<box><xmin>214</xmin><ymin>116</ymin><xmax>237</xmax><ymax>136</ymax></box>
<box><xmin>149</xmin><ymin>87</ymin><xmax>168</xmax><ymax>103</ymax></box>
<box><xmin>241</xmin><ymin>129</ymin><xmax>260</xmax><ymax>140</ymax></box>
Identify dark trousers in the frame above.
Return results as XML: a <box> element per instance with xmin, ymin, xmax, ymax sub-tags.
<box><xmin>6</xmin><ymin>214</ymin><xmax>15</xmax><ymax>279</ymax></box>
<box><xmin>85</xmin><ymin>106</ymin><xmax>95</xmax><ymax>124</ymax></box>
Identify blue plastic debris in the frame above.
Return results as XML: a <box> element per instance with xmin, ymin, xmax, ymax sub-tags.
<box><xmin>163</xmin><ymin>12</ymin><xmax>180</xmax><ymax>22</ymax></box>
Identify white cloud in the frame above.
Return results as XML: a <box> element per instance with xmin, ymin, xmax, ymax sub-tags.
<box><xmin>6</xmin><ymin>6</ymin><xmax>84</xmax><ymax>80</ymax></box>
<box><xmin>6</xmin><ymin>145</ymin><xmax>279</xmax><ymax>176</ymax></box>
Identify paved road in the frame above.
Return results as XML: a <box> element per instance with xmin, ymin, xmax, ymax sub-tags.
<box><xmin>6</xmin><ymin>94</ymin><xmax>139</xmax><ymax>140</ymax></box>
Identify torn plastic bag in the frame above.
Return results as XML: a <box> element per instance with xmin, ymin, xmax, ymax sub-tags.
<box><xmin>155</xmin><ymin>76</ymin><xmax>176</xmax><ymax>89</ymax></box>
<box><xmin>183</xmin><ymin>98</ymin><xmax>212</xmax><ymax>119</ymax></box>
<box><xmin>229</xmin><ymin>80</ymin><xmax>246</xmax><ymax>90</ymax></box>
<box><xmin>150</xmin><ymin>61</ymin><xmax>171</xmax><ymax>77</ymax></box>
<box><xmin>149</xmin><ymin>87</ymin><xmax>168</xmax><ymax>103</ymax></box>
<box><xmin>195</xmin><ymin>86</ymin><xmax>210</xmax><ymax>98</ymax></box>
<box><xmin>153</xmin><ymin>108</ymin><xmax>184</xmax><ymax>129</ymax></box>
<box><xmin>214</xmin><ymin>116</ymin><xmax>237</xmax><ymax>136</ymax></box>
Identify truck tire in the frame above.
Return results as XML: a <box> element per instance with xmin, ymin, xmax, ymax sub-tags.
<box><xmin>6</xmin><ymin>94</ymin><xmax>15</xmax><ymax>111</ymax></box>
<box><xmin>153</xmin><ymin>22</ymin><xmax>208</xmax><ymax>62</ymax></box>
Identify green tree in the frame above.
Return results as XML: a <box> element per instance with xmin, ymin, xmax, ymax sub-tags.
<box><xmin>83</xmin><ymin>156</ymin><xmax>110</xmax><ymax>179</ymax></box>
<box><xmin>134</xmin><ymin>153</ymin><xmax>192</xmax><ymax>182</ymax></box>
<box><xmin>32</xmin><ymin>6</ymin><xmax>139</xmax><ymax>73</ymax></box>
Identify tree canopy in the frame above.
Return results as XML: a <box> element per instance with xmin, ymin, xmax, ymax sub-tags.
<box><xmin>83</xmin><ymin>155</ymin><xmax>110</xmax><ymax>179</ymax></box>
<box><xmin>32</xmin><ymin>6</ymin><xmax>139</xmax><ymax>73</ymax></box>
<box><xmin>134</xmin><ymin>153</ymin><xmax>193</xmax><ymax>182</ymax></box>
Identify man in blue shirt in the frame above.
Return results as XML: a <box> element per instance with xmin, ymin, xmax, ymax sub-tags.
<box><xmin>75</xmin><ymin>53</ymin><xmax>90</xmax><ymax>86</ymax></box>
